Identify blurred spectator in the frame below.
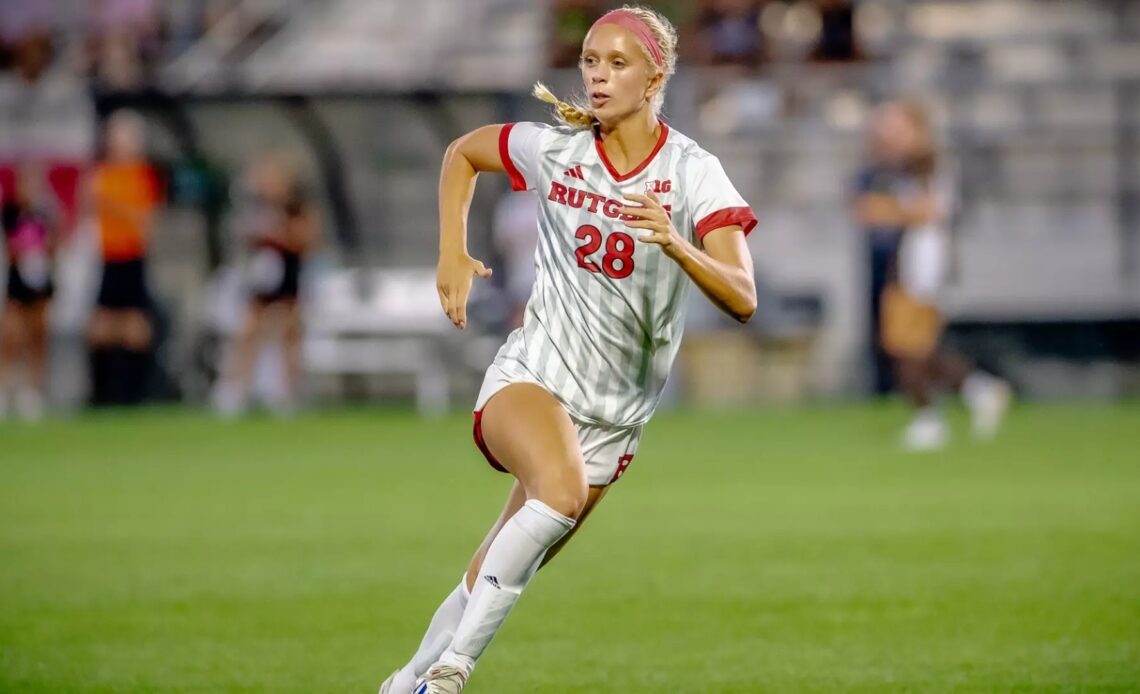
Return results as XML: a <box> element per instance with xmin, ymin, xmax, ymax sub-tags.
<box><xmin>854</xmin><ymin>99</ymin><xmax>1010</xmax><ymax>449</ymax></box>
<box><xmin>690</xmin><ymin>0</ymin><xmax>767</xmax><ymax>68</ymax></box>
<box><xmin>87</xmin><ymin>110</ymin><xmax>162</xmax><ymax>406</ymax></box>
<box><xmin>853</xmin><ymin>100</ymin><xmax>914</xmax><ymax>396</ymax></box>
<box><xmin>549</xmin><ymin>0</ymin><xmax>605</xmax><ymax>68</ymax></box>
<box><xmin>0</xmin><ymin>0</ymin><xmax>59</xmax><ymax>52</ymax></box>
<box><xmin>0</xmin><ymin>31</ymin><xmax>95</xmax><ymax>163</ymax></box>
<box><xmin>0</xmin><ymin>164</ymin><xmax>60</xmax><ymax>420</ymax></box>
<box><xmin>809</xmin><ymin>0</ymin><xmax>862</xmax><ymax>63</ymax></box>
<box><xmin>492</xmin><ymin>190</ymin><xmax>539</xmax><ymax>329</ymax></box>
<box><xmin>212</xmin><ymin>153</ymin><xmax>319</xmax><ymax>416</ymax></box>
<box><xmin>0</xmin><ymin>29</ymin><xmax>94</xmax><ymax>247</ymax></box>
<box><xmin>86</xmin><ymin>0</ymin><xmax>161</xmax><ymax>91</ymax></box>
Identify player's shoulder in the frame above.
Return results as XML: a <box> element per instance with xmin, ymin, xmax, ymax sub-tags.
<box><xmin>663</xmin><ymin>125</ymin><xmax>721</xmax><ymax>167</ymax></box>
<box><xmin>513</xmin><ymin>121</ymin><xmax>589</xmax><ymax>142</ymax></box>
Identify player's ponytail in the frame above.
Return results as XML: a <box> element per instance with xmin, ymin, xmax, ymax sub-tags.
<box><xmin>533</xmin><ymin>82</ymin><xmax>596</xmax><ymax>130</ymax></box>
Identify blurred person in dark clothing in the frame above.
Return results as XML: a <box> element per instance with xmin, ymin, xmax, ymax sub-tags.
<box><xmin>212</xmin><ymin>154</ymin><xmax>319</xmax><ymax>416</ymax></box>
<box><xmin>0</xmin><ymin>165</ymin><xmax>59</xmax><ymax>420</ymax></box>
<box><xmin>810</xmin><ymin>0</ymin><xmax>862</xmax><ymax>63</ymax></box>
<box><xmin>855</xmin><ymin>99</ymin><xmax>1009</xmax><ymax>450</ymax></box>
<box><xmin>691</xmin><ymin>0</ymin><xmax>766</xmax><ymax>68</ymax></box>
<box><xmin>86</xmin><ymin>110</ymin><xmax>161</xmax><ymax>406</ymax></box>
<box><xmin>854</xmin><ymin>101</ymin><xmax>912</xmax><ymax>395</ymax></box>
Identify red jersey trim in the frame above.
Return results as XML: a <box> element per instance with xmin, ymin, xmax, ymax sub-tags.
<box><xmin>594</xmin><ymin>122</ymin><xmax>670</xmax><ymax>182</ymax></box>
<box><xmin>499</xmin><ymin>124</ymin><xmax>527</xmax><ymax>192</ymax></box>
<box><xmin>695</xmin><ymin>206</ymin><xmax>758</xmax><ymax>240</ymax></box>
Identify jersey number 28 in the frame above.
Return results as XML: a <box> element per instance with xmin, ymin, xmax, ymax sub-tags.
<box><xmin>575</xmin><ymin>225</ymin><xmax>635</xmax><ymax>279</ymax></box>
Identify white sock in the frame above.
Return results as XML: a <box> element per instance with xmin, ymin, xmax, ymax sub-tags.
<box><xmin>962</xmin><ymin>371</ymin><xmax>998</xmax><ymax>407</ymax></box>
<box><xmin>438</xmin><ymin>499</ymin><xmax>575</xmax><ymax>675</ymax></box>
<box><xmin>388</xmin><ymin>579</ymin><xmax>471</xmax><ymax>693</ymax></box>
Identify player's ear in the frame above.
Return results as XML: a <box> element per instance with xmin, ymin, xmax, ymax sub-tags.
<box><xmin>645</xmin><ymin>70</ymin><xmax>664</xmax><ymax>102</ymax></box>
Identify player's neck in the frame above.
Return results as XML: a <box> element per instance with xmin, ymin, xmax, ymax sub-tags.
<box><xmin>596</xmin><ymin>109</ymin><xmax>661</xmax><ymax>175</ymax></box>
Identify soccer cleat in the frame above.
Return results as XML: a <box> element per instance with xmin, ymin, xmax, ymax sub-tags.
<box><xmin>968</xmin><ymin>380</ymin><xmax>1011</xmax><ymax>440</ymax></box>
<box><xmin>901</xmin><ymin>410</ymin><xmax>948</xmax><ymax>452</ymax></box>
<box><xmin>413</xmin><ymin>664</ymin><xmax>468</xmax><ymax>694</ymax></box>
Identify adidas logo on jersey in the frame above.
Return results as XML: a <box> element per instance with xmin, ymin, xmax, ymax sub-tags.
<box><xmin>563</xmin><ymin>165</ymin><xmax>584</xmax><ymax>180</ymax></box>
<box><xmin>483</xmin><ymin>575</ymin><xmax>501</xmax><ymax>589</ymax></box>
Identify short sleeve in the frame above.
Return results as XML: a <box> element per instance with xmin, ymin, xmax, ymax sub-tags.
<box><xmin>499</xmin><ymin>122</ymin><xmax>548</xmax><ymax>192</ymax></box>
<box><xmin>685</xmin><ymin>155</ymin><xmax>757</xmax><ymax>241</ymax></box>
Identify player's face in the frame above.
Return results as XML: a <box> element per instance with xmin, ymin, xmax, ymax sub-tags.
<box><xmin>107</xmin><ymin>118</ymin><xmax>144</xmax><ymax>161</ymax></box>
<box><xmin>580</xmin><ymin>24</ymin><xmax>661</xmax><ymax>126</ymax></box>
<box><xmin>870</xmin><ymin>105</ymin><xmax>917</xmax><ymax>163</ymax></box>
<box><xmin>252</xmin><ymin>159</ymin><xmax>289</xmax><ymax>200</ymax></box>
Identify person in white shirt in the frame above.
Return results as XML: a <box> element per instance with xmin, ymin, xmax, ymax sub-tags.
<box><xmin>381</xmin><ymin>6</ymin><xmax>758</xmax><ymax>692</ymax></box>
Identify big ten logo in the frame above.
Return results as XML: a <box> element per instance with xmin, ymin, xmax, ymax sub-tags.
<box><xmin>647</xmin><ymin>179</ymin><xmax>672</xmax><ymax>194</ymax></box>
<box><xmin>608</xmin><ymin>454</ymin><xmax>635</xmax><ymax>484</ymax></box>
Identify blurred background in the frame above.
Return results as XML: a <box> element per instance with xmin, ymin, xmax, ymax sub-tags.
<box><xmin>2</xmin><ymin>4</ymin><xmax>1139</xmax><ymax>691</ymax></box>
<box><xmin>1</xmin><ymin>0</ymin><xmax>1138</xmax><ymax>420</ymax></box>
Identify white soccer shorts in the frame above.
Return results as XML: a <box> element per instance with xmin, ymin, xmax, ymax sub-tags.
<box><xmin>472</xmin><ymin>364</ymin><xmax>642</xmax><ymax>487</ymax></box>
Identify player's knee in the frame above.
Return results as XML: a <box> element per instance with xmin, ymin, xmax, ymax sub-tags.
<box><xmin>536</xmin><ymin>467</ymin><xmax>588</xmax><ymax>519</ymax></box>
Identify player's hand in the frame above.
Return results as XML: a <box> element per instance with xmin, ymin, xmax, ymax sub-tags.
<box><xmin>621</xmin><ymin>191</ymin><xmax>687</xmax><ymax>261</ymax></box>
<box><xmin>437</xmin><ymin>251</ymin><xmax>492</xmax><ymax>330</ymax></box>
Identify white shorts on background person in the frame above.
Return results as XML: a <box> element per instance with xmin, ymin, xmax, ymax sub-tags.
<box><xmin>472</xmin><ymin>363</ymin><xmax>643</xmax><ymax>487</ymax></box>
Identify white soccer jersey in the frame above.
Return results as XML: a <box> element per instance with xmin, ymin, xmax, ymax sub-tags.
<box><xmin>490</xmin><ymin>121</ymin><xmax>757</xmax><ymax>427</ymax></box>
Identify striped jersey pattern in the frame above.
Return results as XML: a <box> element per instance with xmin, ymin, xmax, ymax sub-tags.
<box><xmin>491</xmin><ymin>121</ymin><xmax>757</xmax><ymax>427</ymax></box>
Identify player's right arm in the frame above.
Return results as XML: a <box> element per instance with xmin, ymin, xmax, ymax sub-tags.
<box><xmin>437</xmin><ymin>125</ymin><xmax>504</xmax><ymax>330</ymax></box>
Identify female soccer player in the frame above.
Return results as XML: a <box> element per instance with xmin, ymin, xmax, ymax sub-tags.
<box><xmin>212</xmin><ymin>154</ymin><xmax>319</xmax><ymax>416</ymax></box>
<box><xmin>857</xmin><ymin>99</ymin><xmax>1010</xmax><ymax>450</ymax></box>
<box><xmin>0</xmin><ymin>166</ymin><xmax>59</xmax><ymax>420</ymax></box>
<box><xmin>382</xmin><ymin>7</ymin><xmax>758</xmax><ymax>692</ymax></box>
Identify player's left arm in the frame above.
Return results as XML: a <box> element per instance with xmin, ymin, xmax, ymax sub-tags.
<box><xmin>622</xmin><ymin>191</ymin><xmax>756</xmax><ymax>323</ymax></box>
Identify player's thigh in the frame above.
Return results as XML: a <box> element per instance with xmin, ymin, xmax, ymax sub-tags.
<box><xmin>479</xmin><ymin>383</ymin><xmax>588</xmax><ymax>517</ymax></box>
<box><xmin>1</xmin><ymin>302</ymin><xmax>25</xmax><ymax>353</ymax></box>
<box><xmin>87</xmin><ymin>308</ymin><xmax>116</xmax><ymax>346</ymax></box>
<box><xmin>241</xmin><ymin>301</ymin><xmax>269</xmax><ymax>339</ymax></box>
<box><xmin>121</xmin><ymin>309</ymin><xmax>152</xmax><ymax>350</ymax></box>
<box><xmin>277</xmin><ymin>299</ymin><xmax>301</xmax><ymax>341</ymax></box>
<box><xmin>25</xmin><ymin>301</ymin><xmax>49</xmax><ymax>341</ymax></box>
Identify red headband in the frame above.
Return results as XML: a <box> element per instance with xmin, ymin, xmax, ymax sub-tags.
<box><xmin>590</xmin><ymin>10</ymin><xmax>664</xmax><ymax>69</ymax></box>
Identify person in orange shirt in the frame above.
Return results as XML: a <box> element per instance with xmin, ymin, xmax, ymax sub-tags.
<box><xmin>87</xmin><ymin>110</ymin><xmax>161</xmax><ymax>406</ymax></box>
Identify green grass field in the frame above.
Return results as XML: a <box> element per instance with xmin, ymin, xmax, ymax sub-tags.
<box><xmin>1</xmin><ymin>403</ymin><xmax>1138</xmax><ymax>693</ymax></box>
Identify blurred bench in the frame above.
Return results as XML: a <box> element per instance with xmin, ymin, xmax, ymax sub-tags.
<box><xmin>303</xmin><ymin>267</ymin><xmax>453</xmax><ymax>415</ymax></box>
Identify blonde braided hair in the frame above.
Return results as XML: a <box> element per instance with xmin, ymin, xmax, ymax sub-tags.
<box><xmin>532</xmin><ymin>82</ymin><xmax>595</xmax><ymax>129</ymax></box>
